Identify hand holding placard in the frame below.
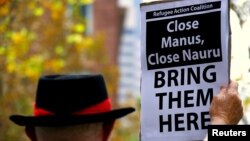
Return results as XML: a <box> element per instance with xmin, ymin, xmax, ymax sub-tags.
<box><xmin>210</xmin><ymin>80</ymin><xmax>243</xmax><ymax>125</ymax></box>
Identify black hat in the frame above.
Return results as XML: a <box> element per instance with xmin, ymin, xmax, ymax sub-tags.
<box><xmin>9</xmin><ymin>74</ymin><xmax>135</xmax><ymax>127</ymax></box>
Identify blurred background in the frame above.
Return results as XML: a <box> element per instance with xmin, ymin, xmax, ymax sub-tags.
<box><xmin>0</xmin><ymin>0</ymin><xmax>250</xmax><ymax>141</ymax></box>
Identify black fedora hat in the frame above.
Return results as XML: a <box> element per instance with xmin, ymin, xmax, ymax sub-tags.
<box><xmin>9</xmin><ymin>74</ymin><xmax>135</xmax><ymax>127</ymax></box>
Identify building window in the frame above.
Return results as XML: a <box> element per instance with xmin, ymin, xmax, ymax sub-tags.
<box><xmin>80</xmin><ymin>4</ymin><xmax>93</xmax><ymax>35</ymax></box>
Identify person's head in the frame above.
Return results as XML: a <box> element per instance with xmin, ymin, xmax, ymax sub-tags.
<box><xmin>31</xmin><ymin>122</ymin><xmax>103</xmax><ymax>141</ymax></box>
<box><xmin>9</xmin><ymin>74</ymin><xmax>135</xmax><ymax>141</ymax></box>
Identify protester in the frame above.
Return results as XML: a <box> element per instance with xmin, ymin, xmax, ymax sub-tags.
<box><xmin>9</xmin><ymin>74</ymin><xmax>243</xmax><ymax>141</ymax></box>
<box><xmin>9</xmin><ymin>74</ymin><xmax>135</xmax><ymax>141</ymax></box>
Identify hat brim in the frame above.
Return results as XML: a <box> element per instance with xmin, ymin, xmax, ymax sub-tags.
<box><xmin>9</xmin><ymin>107</ymin><xmax>135</xmax><ymax>127</ymax></box>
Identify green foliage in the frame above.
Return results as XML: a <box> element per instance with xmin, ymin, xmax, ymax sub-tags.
<box><xmin>0</xmin><ymin>0</ymin><xmax>122</xmax><ymax>141</ymax></box>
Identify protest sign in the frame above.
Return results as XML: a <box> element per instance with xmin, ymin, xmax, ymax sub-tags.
<box><xmin>140</xmin><ymin>0</ymin><xmax>230</xmax><ymax>140</ymax></box>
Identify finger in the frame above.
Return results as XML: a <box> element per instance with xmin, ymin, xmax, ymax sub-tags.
<box><xmin>219</xmin><ymin>85</ymin><xmax>227</xmax><ymax>95</ymax></box>
<box><xmin>227</xmin><ymin>80</ymin><xmax>238</xmax><ymax>95</ymax></box>
<box><xmin>229</xmin><ymin>80</ymin><xmax>238</xmax><ymax>89</ymax></box>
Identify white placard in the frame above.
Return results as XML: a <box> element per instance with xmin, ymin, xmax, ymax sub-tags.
<box><xmin>140</xmin><ymin>0</ymin><xmax>230</xmax><ymax>140</ymax></box>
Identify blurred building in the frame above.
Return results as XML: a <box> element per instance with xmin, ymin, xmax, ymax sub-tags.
<box><xmin>82</xmin><ymin>0</ymin><xmax>124</xmax><ymax>63</ymax></box>
<box><xmin>118</xmin><ymin>0</ymin><xmax>141</xmax><ymax>103</ymax></box>
<box><xmin>93</xmin><ymin>0</ymin><xmax>125</xmax><ymax>64</ymax></box>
